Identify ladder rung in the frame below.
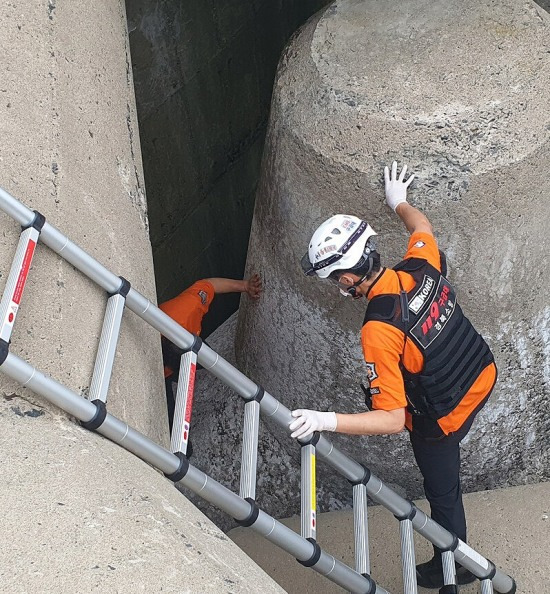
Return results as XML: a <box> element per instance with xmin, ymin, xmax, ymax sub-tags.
<box><xmin>300</xmin><ymin>442</ymin><xmax>316</xmax><ymax>541</ymax></box>
<box><xmin>352</xmin><ymin>482</ymin><xmax>370</xmax><ymax>574</ymax></box>
<box><xmin>170</xmin><ymin>350</ymin><xmax>197</xmax><ymax>455</ymax></box>
<box><xmin>442</xmin><ymin>549</ymin><xmax>457</xmax><ymax>589</ymax></box>
<box><xmin>0</xmin><ymin>226</ymin><xmax>40</xmax><ymax>343</ymax></box>
<box><xmin>239</xmin><ymin>399</ymin><xmax>260</xmax><ymax>500</ymax></box>
<box><xmin>89</xmin><ymin>293</ymin><xmax>126</xmax><ymax>403</ymax></box>
<box><xmin>399</xmin><ymin>518</ymin><xmax>417</xmax><ymax>594</ymax></box>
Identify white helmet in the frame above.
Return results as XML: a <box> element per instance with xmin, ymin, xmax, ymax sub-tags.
<box><xmin>301</xmin><ymin>214</ymin><xmax>377</xmax><ymax>279</ymax></box>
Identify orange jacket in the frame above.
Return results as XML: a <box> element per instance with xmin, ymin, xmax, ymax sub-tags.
<box><xmin>159</xmin><ymin>280</ymin><xmax>215</xmax><ymax>378</ymax></box>
<box><xmin>361</xmin><ymin>232</ymin><xmax>496</xmax><ymax>436</ymax></box>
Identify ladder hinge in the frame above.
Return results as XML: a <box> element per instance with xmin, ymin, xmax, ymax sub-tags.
<box><xmin>22</xmin><ymin>210</ymin><xmax>46</xmax><ymax>233</ymax></box>
<box><xmin>109</xmin><ymin>276</ymin><xmax>131</xmax><ymax>298</ymax></box>
<box><xmin>349</xmin><ymin>466</ymin><xmax>371</xmax><ymax>486</ymax></box>
<box><xmin>80</xmin><ymin>399</ymin><xmax>107</xmax><ymax>431</ymax></box>
<box><xmin>164</xmin><ymin>451</ymin><xmax>189</xmax><ymax>483</ymax></box>
<box><xmin>297</xmin><ymin>537</ymin><xmax>321</xmax><ymax>567</ymax></box>
<box><xmin>394</xmin><ymin>501</ymin><xmax>417</xmax><ymax>521</ymax></box>
<box><xmin>235</xmin><ymin>497</ymin><xmax>259</xmax><ymax>527</ymax></box>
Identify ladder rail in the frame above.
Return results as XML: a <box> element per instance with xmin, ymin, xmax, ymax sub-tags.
<box><xmin>0</xmin><ymin>348</ymin><xmax>388</xmax><ymax>594</ymax></box>
<box><xmin>0</xmin><ymin>186</ymin><xmax>516</xmax><ymax>594</ymax></box>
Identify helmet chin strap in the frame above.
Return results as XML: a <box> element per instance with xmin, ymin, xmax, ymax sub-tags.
<box><xmin>340</xmin><ymin>273</ymin><xmax>369</xmax><ymax>298</ymax></box>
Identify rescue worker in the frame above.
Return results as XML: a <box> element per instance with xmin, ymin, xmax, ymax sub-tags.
<box><xmin>292</xmin><ymin>162</ymin><xmax>497</xmax><ymax>589</ymax></box>
<box><xmin>160</xmin><ymin>274</ymin><xmax>262</xmax><ymax>429</ymax></box>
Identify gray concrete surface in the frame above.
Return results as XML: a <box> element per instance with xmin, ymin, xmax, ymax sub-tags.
<box><xmin>0</xmin><ymin>407</ymin><xmax>284</xmax><ymax>593</ymax></box>
<box><xmin>0</xmin><ymin>2</ymin><xmax>282</xmax><ymax>591</ymax></box>
<box><xmin>126</xmin><ymin>0</ymin><xmax>331</xmax><ymax>335</ymax></box>
<box><xmin>0</xmin><ymin>0</ymin><xmax>166</xmax><ymax>444</ymax></box>
<box><xmin>226</xmin><ymin>0</ymin><xmax>550</xmax><ymax>517</ymax></box>
<box><xmin>230</xmin><ymin>482</ymin><xmax>550</xmax><ymax>593</ymax></box>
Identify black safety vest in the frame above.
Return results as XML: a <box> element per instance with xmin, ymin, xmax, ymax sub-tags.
<box><xmin>363</xmin><ymin>258</ymin><xmax>494</xmax><ymax>420</ymax></box>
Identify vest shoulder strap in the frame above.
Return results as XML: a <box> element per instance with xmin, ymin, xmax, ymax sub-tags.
<box><xmin>392</xmin><ymin>257</ymin><xmax>426</xmax><ymax>273</ymax></box>
<box><xmin>364</xmin><ymin>294</ymin><xmax>399</xmax><ymax>324</ymax></box>
<box><xmin>393</xmin><ymin>250</ymin><xmax>448</xmax><ymax>276</ymax></box>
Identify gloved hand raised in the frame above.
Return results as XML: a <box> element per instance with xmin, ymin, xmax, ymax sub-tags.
<box><xmin>384</xmin><ymin>161</ymin><xmax>415</xmax><ymax>211</ymax></box>
<box><xmin>289</xmin><ymin>409</ymin><xmax>337</xmax><ymax>439</ymax></box>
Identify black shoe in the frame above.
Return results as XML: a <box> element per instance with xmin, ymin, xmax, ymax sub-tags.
<box><xmin>416</xmin><ymin>557</ymin><xmax>477</xmax><ymax>589</ymax></box>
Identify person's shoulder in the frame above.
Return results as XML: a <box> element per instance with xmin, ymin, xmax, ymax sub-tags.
<box><xmin>361</xmin><ymin>319</ymin><xmax>404</xmax><ymax>352</ymax></box>
<box><xmin>404</xmin><ymin>231</ymin><xmax>440</xmax><ymax>271</ymax></box>
<box><xmin>181</xmin><ymin>279</ymin><xmax>215</xmax><ymax>307</ymax></box>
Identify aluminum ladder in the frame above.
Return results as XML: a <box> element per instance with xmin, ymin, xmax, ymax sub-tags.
<box><xmin>0</xmin><ymin>187</ymin><xmax>516</xmax><ymax>594</ymax></box>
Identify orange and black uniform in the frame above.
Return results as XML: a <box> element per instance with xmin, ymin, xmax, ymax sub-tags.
<box><xmin>361</xmin><ymin>232</ymin><xmax>497</xmax><ymax>544</ymax></box>
<box><xmin>159</xmin><ymin>280</ymin><xmax>215</xmax><ymax>426</ymax></box>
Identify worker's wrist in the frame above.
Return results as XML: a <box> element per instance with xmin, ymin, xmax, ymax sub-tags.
<box><xmin>393</xmin><ymin>199</ymin><xmax>408</xmax><ymax>213</ymax></box>
<box><xmin>326</xmin><ymin>411</ymin><xmax>338</xmax><ymax>432</ymax></box>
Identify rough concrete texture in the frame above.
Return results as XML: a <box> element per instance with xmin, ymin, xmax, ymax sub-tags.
<box><xmin>226</xmin><ymin>0</ymin><xmax>550</xmax><ymax>517</ymax></box>
<box><xmin>126</xmin><ymin>0</ymin><xmax>331</xmax><ymax>335</ymax></box>
<box><xmin>0</xmin><ymin>3</ymin><xmax>280</xmax><ymax>591</ymax></box>
<box><xmin>0</xmin><ymin>406</ymin><xmax>284</xmax><ymax>593</ymax></box>
<box><xmin>0</xmin><ymin>0</ymin><xmax>166</xmax><ymax>443</ymax></box>
<box><xmin>230</xmin><ymin>482</ymin><xmax>550</xmax><ymax>593</ymax></box>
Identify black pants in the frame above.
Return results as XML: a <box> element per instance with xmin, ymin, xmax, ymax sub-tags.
<box><xmin>409</xmin><ymin>413</ymin><xmax>478</xmax><ymax>549</ymax></box>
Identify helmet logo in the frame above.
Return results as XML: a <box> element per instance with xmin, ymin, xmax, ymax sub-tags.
<box><xmin>315</xmin><ymin>244</ymin><xmax>336</xmax><ymax>260</ymax></box>
<box><xmin>341</xmin><ymin>219</ymin><xmax>356</xmax><ymax>231</ymax></box>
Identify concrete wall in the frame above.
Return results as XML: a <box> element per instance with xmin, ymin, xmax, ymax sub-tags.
<box><xmin>126</xmin><ymin>0</ymin><xmax>331</xmax><ymax>335</ymax></box>
<box><xmin>0</xmin><ymin>2</ymin><xmax>282</xmax><ymax>590</ymax></box>
<box><xmin>224</xmin><ymin>0</ymin><xmax>549</xmax><ymax>518</ymax></box>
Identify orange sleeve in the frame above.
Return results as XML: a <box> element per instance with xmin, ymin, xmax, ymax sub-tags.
<box><xmin>404</xmin><ymin>232</ymin><xmax>441</xmax><ymax>271</ymax></box>
<box><xmin>361</xmin><ymin>321</ymin><xmax>407</xmax><ymax>411</ymax></box>
<box><xmin>159</xmin><ymin>280</ymin><xmax>215</xmax><ymax>335</ymax></box>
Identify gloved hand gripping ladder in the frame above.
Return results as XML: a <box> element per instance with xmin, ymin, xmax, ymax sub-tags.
<box><xmin>0</xmin><ymin>186</ymin><xmax>516</xmax><ymax>594</ymax></box>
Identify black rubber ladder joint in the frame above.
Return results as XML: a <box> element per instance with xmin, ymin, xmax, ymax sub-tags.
<box><xmin>297</xmin><ymin>537</ymin><xmax>321</xmax><ymax>568</ymax></box>
<box><xmin>361</xmin><ymin>573</ymin><xmax>378</xmax><ymax>594</ymax></box>
<box><xmin>394</xmin><ymin>501</ymin><xmax>417</xmax><ymax>521</ymax></box>
<box><xmin>234</xmin><ymin>497</ymin><xmax>260</xmax><ymax>527</ymax></box>
<box><xmin>252</xmin><ymin>385</ymin><xmax>265</xmax><ymax>403</ymax></box>
<box><xmin>506</xmin><ymin>577</ymin><xmax>517</xmax><ymax>594</ymax></box>
<box><xmin>482</xmin><ymin>560</ymin><xmax>497</xmax><ymax>581</ymax></box>
<box><xmin>439</xmin><ymin>533</ymin><xmax>459</xmax><ymax>552</ymax></box>
<box><xmin>299</xmin><ymin>431</ymin><xmax>320</xmax><ymax>447</ymax></box>
<box><xmin>164</xmin><ymin>451</ymin><xmax>189</xmax><ymax>482</ymax></box>
<box><xmin>80</xmin><ymin>399</ymin><xmax>107</xmax><ymax>431</ymax></box>
<box><xmin>109</xmin><ymin>276</ymin><xmax>131</xmax><ymax>298</ymax></box>
<box><xmin>22</xmin><ymin>210</ymin><xmax>46</xmax><ymax>233</ymax></box>
<box><xmin>186</xmin><ymin>335</ymin><xmax>202</xmax><ymax>355</ymax></box>
<box><xmin>348</xmin><ymin>466</ymin><xmax>371</xmax><ymax>486</ymax></box>
<box><xmin>0</xmin><ymin>339</ymin><xmax>9</xmax><ymax>367</ymax></box>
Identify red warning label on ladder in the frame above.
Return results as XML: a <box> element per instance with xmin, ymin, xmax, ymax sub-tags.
<box><xmin>13</xmin><ymin>239</ymin><xmax>36</xmax><ymax>305</ymax></box>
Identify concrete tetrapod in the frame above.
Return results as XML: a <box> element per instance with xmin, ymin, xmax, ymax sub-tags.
<box><xmin>235</xmin><ymin>0</ymin><xmax>550</xmax><ymax>515</ymax></box>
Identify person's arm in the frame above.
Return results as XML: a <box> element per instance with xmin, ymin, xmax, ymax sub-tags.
<box><xmin>395</xmin><ymin>202</ymin><xmax>433</xmax><ymax>236</ymax></box>
<box><xmin>384</xmin><ymin>161</ymin><xmax>433</xmax><ymax>236</ymax></box>
<box><xmin>335</xmin><ymin>408</ymin><xmax>405</xmax><ymax>435</ymax></box>
<box><xmin>205</xmin><ymin>273</ymin><xmax>262</xmax><ymax>299</ymax></box>
<box><xmin>288</xmin><ymin>407</ymin><xmax>404</xmax><ymax>440</ymax></box>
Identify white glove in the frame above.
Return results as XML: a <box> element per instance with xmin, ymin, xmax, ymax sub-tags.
<box><xmin>384</xmin><ymin>161</ymin><xmax>415</xmax><ymax>211</ymax></box>
<box><xmin>289</xmin><ymin>409</ymin><xmax>337</xmax><ymax>439</ymax></box>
